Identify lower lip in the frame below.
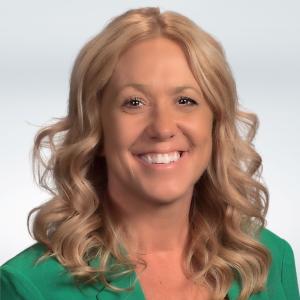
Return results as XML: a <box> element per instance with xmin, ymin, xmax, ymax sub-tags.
<box><xmin>134</xmin><ymin>152</ymin><xmax>188</xmax><ymax>170</ymax></box>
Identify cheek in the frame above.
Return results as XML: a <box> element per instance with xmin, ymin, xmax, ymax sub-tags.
<box><xmin>196</xmin><ymin>134</ymin><xmax>213</xmax><ymax>162</ymax></box>
<box><xmin>188</xmin><ymin>118</ymin><xmax>213</xmax><ymax>166</ymax></box>
<box><xmin>187</xmin><ymin>116</ymin><xmax>213</xmax><ymax>146</ymax></box>
<box><xmin>194</xmin><ymin>133</ymin><xmax>213</xmax><ymax>175</ymax></box>
<box><xmin>103</xmin><ymin>114</ymin><xmax>142</xmax><ymax>152</ymax></box>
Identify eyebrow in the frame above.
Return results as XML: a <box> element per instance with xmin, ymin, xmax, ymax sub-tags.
<box><xmin>116</xmin><ymin>83</ymin><xmax>203</xmax><ymax>98</ymax></box>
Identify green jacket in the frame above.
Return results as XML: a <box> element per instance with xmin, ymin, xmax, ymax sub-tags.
<box><xmin>1</xmin><ymin>228</ymin><xmax>299</xmax><ymax>299</ymax></box>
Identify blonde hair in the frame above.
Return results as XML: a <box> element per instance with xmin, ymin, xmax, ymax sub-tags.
<box><xmin>28</xmin><ymin>7</ymin><xmax>271</xmax><ymax>300</ymax></box>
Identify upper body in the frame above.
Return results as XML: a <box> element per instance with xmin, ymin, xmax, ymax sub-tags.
<box><xmin>1</xmin><ymin>227</ymin><xmax>299</xmax><ymax>300</ymax></box>
<box><xmin>4</xmin><ymin>7</ymin><xmax>299</xmax><ymax>300</ymax></box>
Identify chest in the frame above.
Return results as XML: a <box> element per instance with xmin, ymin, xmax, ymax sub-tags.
<box><xmin>138</xmin><ymin>278</ymin><xmax>212</xmax><ymax>300</ymax></box>
<box><xmin>134</xmin><ymin>258</ymin><xmax>213</xmax><ymax>300</ymax></box>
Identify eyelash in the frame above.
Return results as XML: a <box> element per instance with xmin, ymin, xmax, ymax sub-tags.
<box><xmin>123</xmin><ymin>96</ymin><xmax>198</xmax><ymax>108</ymax></box>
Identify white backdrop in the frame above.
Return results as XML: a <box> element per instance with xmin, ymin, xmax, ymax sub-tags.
<box><xmin>1</xmin><ymin>0</ymin><xmax>299</xmax><ymax>287</ymax></box>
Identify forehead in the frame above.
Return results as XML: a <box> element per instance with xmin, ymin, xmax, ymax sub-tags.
<box><xmin>109</xmin><ymin>37</ymin><xmax>200</xmax><ymax>91</ymax></box>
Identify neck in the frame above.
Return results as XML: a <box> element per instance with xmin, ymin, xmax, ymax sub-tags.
<box><xmin>104</xmin><ymin>189</ymin><xmax>193</xmax><ymax>257</ymax></box>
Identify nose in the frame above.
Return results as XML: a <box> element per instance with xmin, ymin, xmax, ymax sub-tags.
<box><xmin>146</xmin><ymin>104</ymin><xmax>177</xmax><ymax>140</ymax></box>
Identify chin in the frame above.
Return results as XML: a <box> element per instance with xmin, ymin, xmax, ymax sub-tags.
<box><xmin>140</xmin><ymin>185</ymin><xmax>193</xmax><ymax>205</ymax></box>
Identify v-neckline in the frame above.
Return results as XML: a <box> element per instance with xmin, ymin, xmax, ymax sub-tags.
<box><xmin>90</xmin><ymin>245</ymin><xmax>240</xmax><ymax>299</ymax></box>
<box><xmin>92</xmin><ymin>258</ymin><xmax>239</xmax><ymax>300</ymax></box>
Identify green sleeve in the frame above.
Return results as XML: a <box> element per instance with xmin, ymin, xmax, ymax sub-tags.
<box><xmin>281</xmin><ymin>240</ymin><xmax>300</xmax><ymax>300</ymax></box>
<box><xmin>0</xmin><ymin>265</ymin><xmax>45</xmax><ymax>300</ymax></box>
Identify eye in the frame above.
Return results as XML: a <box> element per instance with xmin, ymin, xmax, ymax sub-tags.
<box><xmin>123</xmin><ymin>96</ymin><xmax>144</xmax><ymax>108</ymax></box>
<box><xmin>177</xmin><ymin>96</ymin><xmax>198</xmax><ymax>106</ymax></box>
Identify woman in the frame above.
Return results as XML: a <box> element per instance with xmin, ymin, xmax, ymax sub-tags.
<box><xmin>1</xmin><ymin>7</ymin><xmax>299</xmax><ymax>300</ymax></box>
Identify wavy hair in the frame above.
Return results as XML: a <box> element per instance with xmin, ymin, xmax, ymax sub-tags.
<box><xmin>28</xmin><ymin>7</ymin><xmax>271</xmax><ymax>300</ymax></box>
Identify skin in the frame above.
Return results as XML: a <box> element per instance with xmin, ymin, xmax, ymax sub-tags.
<box><xmin>100</xmin><ymin>37</ymin><xmax>214</xmax><ymax>259</ymax></box>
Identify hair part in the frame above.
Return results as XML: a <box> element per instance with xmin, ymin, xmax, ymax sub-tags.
<box><xmin>28</xmin><ymin>6</ymin><xmax>271</xmax><ymax>300</ymax></box>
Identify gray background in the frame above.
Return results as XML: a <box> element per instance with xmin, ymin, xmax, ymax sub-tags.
<box><xmin>1</xmin><ymin>0</ymin><xmax>299</xmax><ymax>286</ymax></box>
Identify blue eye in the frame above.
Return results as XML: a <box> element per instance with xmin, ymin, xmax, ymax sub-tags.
<box><xmin>177</xmin><ymin>96</ymin><xmax>198</xmax><ymax>106</ymax></box>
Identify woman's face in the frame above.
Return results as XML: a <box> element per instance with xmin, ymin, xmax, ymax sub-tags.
<box><xmin>100</xmin><ymin>37</ymin><xmax>213</xmax><ymax>206</ymax></box>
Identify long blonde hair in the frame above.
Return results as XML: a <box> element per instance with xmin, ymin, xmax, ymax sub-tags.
<box><xmin>28</xmin><ymin>7</ymin><xmax>271</xmax><ymax>300</ymax></box>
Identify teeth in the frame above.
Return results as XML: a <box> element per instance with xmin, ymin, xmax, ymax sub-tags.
<box><xmin>139</xmin><ymin>151</ymin><xmax>181</xmax><ymax>164</ymax></box>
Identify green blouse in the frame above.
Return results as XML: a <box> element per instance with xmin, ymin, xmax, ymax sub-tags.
<box><xmin>1</xmin><ymin>228</ymin><xmax>299</xmax><ymax>299</ymax></box>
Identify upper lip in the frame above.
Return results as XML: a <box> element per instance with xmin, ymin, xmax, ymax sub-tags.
<box><xmin>133</xmin><ymin>150</ymin><xmax>188</xmax><ymax>156</ymax></box>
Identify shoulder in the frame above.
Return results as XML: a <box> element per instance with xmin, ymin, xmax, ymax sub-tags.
<box><xmin>256</xmin><ymin>227</ymin><xmax>299</xmax><ymax>299</ymax></box>
<box><xmin>258</xmin><ymin>227</ymin><xmax>298</xmax><ymax>269</ymax></box>
<box><xmin>2</xmin><ymin>243</ymin><xmax>56</xmax><ymax>269</ymax></box>
<box><xmin>258</xmin><ymin>227</ymin><xmax>296</xmax><ymax>275</ymax></box>
<box><xmin>258</xmin><ymin>227</ymin><xmax>292</xmax><ymax>258</ymax></box>
<box><xmin>1</xmin><ymin>243</ymin><xmax>69</xmax><ymax>300</ymax></box>
<box><xmin>0</xmin><ymin>243</ymin><xmax>101</xmax><ymax>300</ymax></box>
<box><xmin>1</xmin><ymin>243</ymin><xmax>68</xmax><ymax>284</ymax></box>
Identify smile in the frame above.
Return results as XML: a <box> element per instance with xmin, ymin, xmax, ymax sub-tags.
<box><xmin>138</xmin><ymin>151</ymin><xmax>182</xmax><ymax>164</ymax></box>
<box><xmin>134</xmin><ymin>151</ymin><xmax>187</xmax><ymax>169</ymax></box>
